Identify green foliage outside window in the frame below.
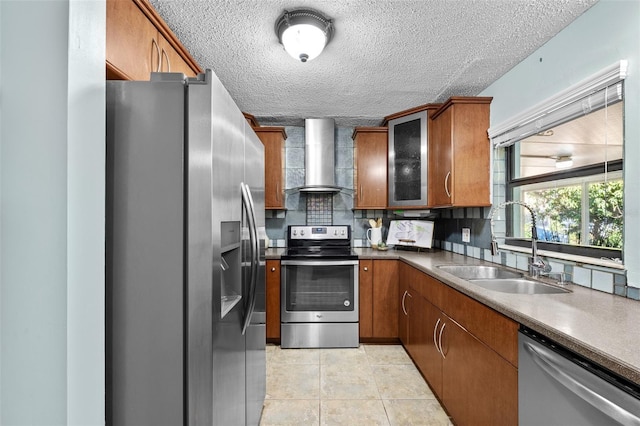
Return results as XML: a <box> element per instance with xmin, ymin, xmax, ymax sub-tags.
<box><xmin>521</xmin><ymin>179</ymin><xmax>623</xmax><ymax>249</ymax></box>
<box><xmin>589</xmin><ymin>180</ymin><xmax>623</xmax><ymax>248</ymax></box>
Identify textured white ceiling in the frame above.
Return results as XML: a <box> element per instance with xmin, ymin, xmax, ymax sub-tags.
<box><xmin>150</xmin><ymin>0</ymin><xmax>597</xmax><ymax>127</ymax></box>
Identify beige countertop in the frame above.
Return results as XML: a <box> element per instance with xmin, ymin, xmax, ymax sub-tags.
<box><xmin>265</xmin><ymin>247</ymin><xmax>640</xmax><ymax>384</ymax></box>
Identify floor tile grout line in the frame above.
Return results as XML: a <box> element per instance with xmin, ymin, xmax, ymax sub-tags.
<box><xmin>263</xmin><ymin>345</ymin><xmax>446</xmax><ymax>425</ymax></box>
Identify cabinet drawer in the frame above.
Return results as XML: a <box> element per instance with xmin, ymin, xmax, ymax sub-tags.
<box><xmin>441</xmin><ymin>284</ymin><xmax>518</xmax><ymax>366</ymax></box>
<box><xmin>410</xmin><ymin>270</ymin><xmax>445</xmax><ymax>309</ymax></box>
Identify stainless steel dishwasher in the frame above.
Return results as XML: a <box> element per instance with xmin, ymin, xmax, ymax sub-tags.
<box><xmin>519</xmin><ymin>327</ymin><xmax>640</xmax><ymax>426</ymax></box>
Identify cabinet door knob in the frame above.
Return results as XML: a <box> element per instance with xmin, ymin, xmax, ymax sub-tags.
<box><xmin>363</xmin><ymin>266</ymin><xmax>368</xmax><ymax>271</ymax></box>
<box><xmin>271</xmin><ymin>267</ymin><xmax>276</xmax><ymax>272</ymax></box>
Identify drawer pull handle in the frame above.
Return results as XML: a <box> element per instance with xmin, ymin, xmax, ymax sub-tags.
<box><xmin>433</xmin><ymin>318</ymin><xmax>441</xmax><ymax>353</ymax></box>
<box><xmin>401</xmin><ymin>290</ymin><xmax>412</xmax><ymax>315</ymax></box>
<box><xmin>438</xmin><ymin>322</ymin><xmax>447</xmax><ymax>359</ymax></box>
<box><xmin>444</xmin><ymin>171</ymin><xmax>451</xmax><ymax>198</ymax></box>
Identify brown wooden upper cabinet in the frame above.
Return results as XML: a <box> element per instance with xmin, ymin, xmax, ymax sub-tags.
<box><xmin>352</xmin><ymin>127</ymin><xmax>388</xmax><ymax>209</ymax></box>
<box><xmin>254</xmin><ymin>127</ymin><xmax>287</xmax><ymax>210</ymax></box>
<box><xmin>428</xmin><ymin>97</ymin><xmax>492</xmax><ymax>208</ymax></box>
<box><xmin>106</xmin><ymin>0</ymin><xmax>202</xmax><ymax>80</ymax></box>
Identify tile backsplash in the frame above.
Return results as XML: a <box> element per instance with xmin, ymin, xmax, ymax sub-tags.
<box><xmin>265</xmin><ymin>125</ymin><xmax>356</xmax><ymax>240</ymax></box>
<box><xmin>265</xmin><ymin>126</ymin><xmax>637</xmax><ymax>301</ymax></box>
<box><xmin>306</xmin><ymin>193</ymin><xmax>333</xmax><ymax>225</ymax></box>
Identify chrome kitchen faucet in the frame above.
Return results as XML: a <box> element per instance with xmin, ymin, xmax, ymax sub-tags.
<box><xmin>488</xmin><ymin>200</ymin><xmax>551</xmax><ymax>278</ymax></box>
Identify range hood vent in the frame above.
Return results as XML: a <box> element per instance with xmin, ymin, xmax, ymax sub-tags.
<box><xmin>299</xmin><ymin>118</ymin><xmax>341</xmax><ymax>193</ymax></box>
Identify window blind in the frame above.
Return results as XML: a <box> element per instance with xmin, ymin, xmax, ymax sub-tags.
<box><xmin>488</xmin><ymin>60</ymin><xmax>627</xmax><ymax>149</ymax></box>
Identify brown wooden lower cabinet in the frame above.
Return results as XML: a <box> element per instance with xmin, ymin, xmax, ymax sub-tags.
<box><xmin>399</xmin><ymin>262</ymin><xmax>518</xmax><ymax>425</ymax></box>
<box><xmin>415</xmin><ymin>296</ymin><xmax>444</xmax><ymax>398</ymax></box>
<box><xmin>359</xmin><ymin>259</ymin><xmax>399</xmax><ymax>341</ymax></box>
<box><xmin>372</xmin><ymin>260</ymin><xmax>398</xmax><ymax>338</ymax></box>
<box><xmin>442</xmin><ymin>315</ymin><xmax>518</xmax><ymax>425</ymax></box>
<box><xmin>265</xmin><ymin>260</ymin><xmax>280</xmax><ymax>342</ymax></box>
<box><xmin>398</xmin><ymin>268</ymin><xmax>411</xmax><ymax>345</ymax></box>
<box><xmin>359</xmin><ymin>259</ymin><xmax>374</xmax><ymax>338</ymax></box>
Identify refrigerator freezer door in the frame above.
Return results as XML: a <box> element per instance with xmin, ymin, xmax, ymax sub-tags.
<box><xmin>107</xmin><ymin>79</ymin><xmax>186</xmax><ymax>426</ymax></box>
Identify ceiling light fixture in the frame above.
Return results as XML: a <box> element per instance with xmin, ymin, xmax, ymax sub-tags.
<box><xmin>275</xmin><ymin>8</ymin><xmax>334</xmax><ymax>63</ymax></box>
<box><xmin>521</xmin><ymin>154</ymin><xmax>574</xmax><ymax>169</ymax></box>
<box><xmin>555</xmin><ymin>156</ymin><xmax>574</xmax><ymax>169</ymax></box>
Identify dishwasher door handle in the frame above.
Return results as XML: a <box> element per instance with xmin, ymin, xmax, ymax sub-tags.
<box><xmin>523</xmin><ymin>341</ymin><xmax>640</xmax><ymax>426</ymax></box>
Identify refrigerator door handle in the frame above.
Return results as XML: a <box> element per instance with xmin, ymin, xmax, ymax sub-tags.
<box><xmin>241</xmin><ymin>182</ymin><xmax>259</xmax><ymax>335</ymax></box>
<box><xmin>523</xmin><ymin>341</ymin><xmax>640</xmax><ymax>426</ymax></box>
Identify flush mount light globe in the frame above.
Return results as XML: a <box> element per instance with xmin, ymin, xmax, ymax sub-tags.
<box><xmin>275</xmin><ymin>8</ymin><xmax>334</xmax><ymax>63</ymax></box>
<box><xmin>555</xmin><ymin>155</ymin><xmax>574</xmax><ymax>169</ymax></box>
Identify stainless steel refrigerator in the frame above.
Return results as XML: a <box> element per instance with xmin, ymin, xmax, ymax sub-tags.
<box><xmin>106</xmin><ymin>70</ymin><xmax>266</xmax><ymax>426</ymax></box>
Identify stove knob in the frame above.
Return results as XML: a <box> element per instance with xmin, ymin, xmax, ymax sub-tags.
<box><xmin>343</xmin><ymin>300</ymin><xmax>351</xmax><ymax>307</ymax></box>
<box><xmin>292</xmin><ymin>230</ymin><xmax>297</xmax><ymax>236</ymax></box>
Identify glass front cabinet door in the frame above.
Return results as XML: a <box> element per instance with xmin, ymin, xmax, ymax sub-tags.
<box><xmin>387</xmin><ymin>108</ymin><xmax>430</xmax><ymax>208</ymax></box>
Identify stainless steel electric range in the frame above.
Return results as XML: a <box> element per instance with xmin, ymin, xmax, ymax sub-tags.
<box><xmin>280</xmin><ymin>225</ymin><xmax>359</xmax><ymax>348</ymax></box>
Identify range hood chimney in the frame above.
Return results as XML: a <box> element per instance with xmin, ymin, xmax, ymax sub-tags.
<box><xmin>300</xmin><ymin>118</ymin><xmax>340</xmax><ymax>193</ymax></box>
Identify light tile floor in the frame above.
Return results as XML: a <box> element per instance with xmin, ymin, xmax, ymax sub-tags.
<box><xmin>260</xmin><ymin>344</ymin><xmax>453</xmax><ymax>426</ymax></box>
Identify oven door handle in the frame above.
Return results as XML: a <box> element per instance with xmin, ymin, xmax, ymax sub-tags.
<box><xmin>281</xmin><ymin>259</ymin><xmax>359</xmax><ymax>266</ymax></box>
<box><xmin>240</xmin><ymin>182</ymin><xmax>259</xmax><ymax>336</ymax></box>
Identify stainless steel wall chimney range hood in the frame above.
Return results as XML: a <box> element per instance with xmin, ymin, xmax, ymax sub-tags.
<box><xmin>299</xmin><ymin>118</ymin><xmax>341</xmax><ymax>193</ymax></box>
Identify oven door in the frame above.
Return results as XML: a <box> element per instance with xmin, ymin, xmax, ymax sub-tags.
<box><xmin>281</xmin><ymin>259</ymin><xmax>359</xmax><ymax>323</ymax></box>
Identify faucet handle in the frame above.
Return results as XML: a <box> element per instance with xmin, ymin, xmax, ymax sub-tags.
<box><xmin>528</xmin><ymin>256</ymin><xmax>551</xmax><ymax>278</ymax></box>
<box><xmin>529</xmin><ymin>256</ymin><xmax>549</xmax><ymax>269</ymax></box>
<box><xmin>490</xmin><ymin>240</ymin><xmax>500</xmax><ymax>256</ymax></box>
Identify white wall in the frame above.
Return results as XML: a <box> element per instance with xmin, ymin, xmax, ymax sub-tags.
<box><xmin>0</xmin><ymin>1</ymin><xmax>105</xmax><ymax>424</ymax></box>
<box><xmin>480</xmin><ymin>0</ymin><xmax>640</xmax><ymax>288</ymax></box>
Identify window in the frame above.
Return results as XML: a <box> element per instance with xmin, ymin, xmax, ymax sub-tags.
<box><xmin>488</xmin><ymin>61</ymin><xmax>626</xmax><ymax>261</ymax></box>
<box><xmin>511</xmin><ymin>169</ymin><xmax>623</xmax><ymax>248</ymax></box>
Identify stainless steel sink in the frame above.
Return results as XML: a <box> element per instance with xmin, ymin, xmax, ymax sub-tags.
<box><xmin>469</xmin><ymin>278</ymin><xmax>570</xmax><ymax>294</ymax></box>
<box><xmin>437</xmin><ymin>264</ymin><xmax>570</xmax><ymax>294</ymax></box>
<box><xmin>437</xmin><ymin>264</ymin><xmax>524</xmax><ymax>280</ymax></box>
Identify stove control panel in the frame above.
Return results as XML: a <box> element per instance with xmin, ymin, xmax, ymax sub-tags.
<box><xmin>288</xmin><ymin>225</ymin><xmax>350</xmax><ymax>240</ymax></box>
